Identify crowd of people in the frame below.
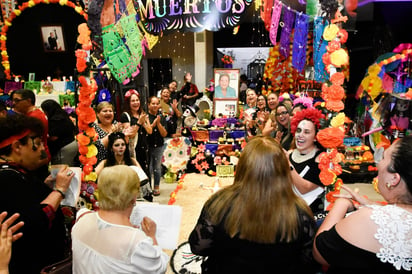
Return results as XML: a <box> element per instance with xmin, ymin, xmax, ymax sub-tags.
<box><xmin>0</xmin><ymin>78</ymin><xmax>411</xmax><ymax>273</ymax></box>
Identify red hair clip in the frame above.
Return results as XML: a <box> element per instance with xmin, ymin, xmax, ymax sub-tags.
<box><xmin>125</xmin><ymin>89</ymin><xmax>139</xmax><ymax>99</ymax></box>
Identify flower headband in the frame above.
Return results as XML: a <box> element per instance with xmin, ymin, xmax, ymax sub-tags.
<box><xmin>293</xmin><ymin>96</ymin><xmax>313</xmax><ymax>108</ymax></box>
<box><xmin>125</xmin><ymin>89</ymin><xmax>139</xmax><ymax>99</ymax></box>
<box><xmin>290</xmin><ymin>108</ymin><xmax>324</xmax><ymax>135</ymax></box>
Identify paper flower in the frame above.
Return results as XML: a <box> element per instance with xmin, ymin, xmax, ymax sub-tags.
<box><xmin>330</xmin><ymin>112</ymin><xmax>346</xmax><ymax>128</ymax></box>
<box><xmin>317</xmin><ymin>127</ymin><xmax>345</xmax><ymax>148</ymax></box>
<box><xmin>323</xmin><ymin>24</ymin><xmax>339</xmax><ymax>41</ymax></box>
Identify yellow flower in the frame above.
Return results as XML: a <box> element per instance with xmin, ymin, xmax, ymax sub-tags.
<box><xmin>1</xmin><ymin>50</ymin><xmax>7</xmax><ymax>56</ymax></box>
<box><xmin>330</xmin><ymin>48</ymin><xmax>349</xmax><ymax>67</ymax></box>
<box><xmin>84</xmin><ymin>172</ymin><xmax>97</xmax><ymax>182</ymax></box>
<box><xmin>323</xmin><ymin>24</ymin><xmax>339</xmax><ymax>41</ymax></box>
<box><xmin>28</xmin><ymin>0</ymin><xmax>35</xmax><ymax>6</ymax></box>
<box><xmin>4</xmin><ymin>21</ymin><xmax>11</xmax><ymax>27</ymax></box>
<box><xmin>331</xmin><ymin>113</ymin><xmax>345</xmax><ymax>128</ymax></box>
<box><xmin>86</xmin><ymin>144</ymin><xmax>98</xmax><ymax>157</ymax></box>
<box><xmin>74</xmin><ymin>6</ymin><xmax>83</xmax><ymax>13</ymax></box>
<box><xmin>13</xmin><ymin>10</ymin><xmax>21</xmax><ymax>16</ymax></box>
<box><xmin>59</xmin><ymin>0</ymin><xmax>68</xmax><ymax>4</ymax></box>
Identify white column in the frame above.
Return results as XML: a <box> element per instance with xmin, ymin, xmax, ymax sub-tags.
<box><xmin>194</xmin><ymin>31</ymin><xmax>207</xmax><ymax>91</ymax></box>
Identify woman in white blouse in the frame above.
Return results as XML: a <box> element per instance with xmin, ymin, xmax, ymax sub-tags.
<box><xmin>71</xmin><ymin>165</ymin><xmax>169</xmax><ymax>273</ymax></box>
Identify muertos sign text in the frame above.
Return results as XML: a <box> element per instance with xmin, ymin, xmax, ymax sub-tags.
<box><xmin>136</xmin><ymin>0</ymin><xmax>253</xmax><ymax>34</ymax></box>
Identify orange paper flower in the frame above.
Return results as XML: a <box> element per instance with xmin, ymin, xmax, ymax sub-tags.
<box><xmin>325</xmin><ymin>100</ymin><xmax>345</xmax><ymax>112</ymax></box>
<box><xmin>328</xmin><ymin>85</ymin><xmax>345</xmax><ymax>100</ymax></box>
<box><xmin>317</xmin><ymin>127</ymin><xmax>344</xmax><ymax>148</ymax></box>
<box><xmin>319</xmin><ymin>169</ymin><xmax>337</xmax><ymax>186</ymax></box>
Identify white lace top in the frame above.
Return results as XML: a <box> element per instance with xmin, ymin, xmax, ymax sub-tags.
<box><xmin>369</xmin><ymin>204</ymin><xmax>412</xmax><ymax>271</ymax></box>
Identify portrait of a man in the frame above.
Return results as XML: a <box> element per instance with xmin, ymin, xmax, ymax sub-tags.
<box><xmin>41</xmin><ymin>26</ymin><xmax>66</xmax><ymax>52</ymax></box>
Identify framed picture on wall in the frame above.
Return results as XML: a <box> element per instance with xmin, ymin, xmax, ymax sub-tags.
<box><xmin>214</xmin><ymin>68</ymin><xmax>239</xmax><ymax>99</ymax></box>
<box><xmin>214</xmin><ymin>98</ymin><xmax>237</xmax><ymax>117</ymax></box>
<box><xmin>41</xmin><ymin>25</ymin><xmax>66</xmax><ymax>52</ymax></box>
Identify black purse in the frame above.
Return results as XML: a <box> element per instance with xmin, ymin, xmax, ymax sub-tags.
<box><xmin>40</xmin><ymin>255</ymin><xmax>72</xmax><ymax>274</ymax></box>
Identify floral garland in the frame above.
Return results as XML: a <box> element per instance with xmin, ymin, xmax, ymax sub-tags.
<box><xmin>315</xmin><ymin>13</ymin><xmax>350</xmax><ymax>209</ymax></box>
<box><xmin>75</xmin><ymin>23</ymin><xmax>99</xmax><ymax>209</ymax></box>
<box><xmin>0</xmin><ymin>0</ymin><xmax>88</xmax><ymax>79</ymax></box>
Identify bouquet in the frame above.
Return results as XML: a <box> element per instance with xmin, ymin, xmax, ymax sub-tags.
<box><xmin>221</xmin><ymin>55</ymin><xmax>233</xmax><ymax>65</ymax></box>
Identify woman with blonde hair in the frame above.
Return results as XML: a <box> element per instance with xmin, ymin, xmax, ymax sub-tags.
<box><xmin>72</xmin><ymin>165</ymin><xmax>168</xmax><ymax>273</ymax></box>
<box><xmin>189</xmin><ymin>137</ymin><xmax>318</xmax><ymax>273</ymax></box>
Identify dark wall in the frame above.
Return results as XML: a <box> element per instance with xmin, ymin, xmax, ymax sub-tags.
<box><xmin>6</xmin><ymin>4</ymin><xmax>86</xmax><ymax>80</ymax></box>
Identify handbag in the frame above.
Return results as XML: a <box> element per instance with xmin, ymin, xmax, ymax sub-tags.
<box><xmin>40</xmin><ymin>255</ymin><xmax>72</xmax><ymax>274</ymax></box>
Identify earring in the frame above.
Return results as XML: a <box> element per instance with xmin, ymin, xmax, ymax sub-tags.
<box><xmin>386</xmin><ymin>182</ymin><xmax>392</xmax><ymax>189</ymax></box>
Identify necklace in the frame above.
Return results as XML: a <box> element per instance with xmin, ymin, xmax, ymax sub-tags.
<box><xmin>291</xmin><ymin>148</ymin><xmax>318</xmax><ymax>164</ymax></box>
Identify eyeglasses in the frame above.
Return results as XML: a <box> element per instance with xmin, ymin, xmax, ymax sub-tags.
<box><xmin>275</xmin><ymin>111</ymin><xmax>289</xmax><ymax>116</ymax></box>
<box><xmin>12</xmin><ymin>98</ymin><xmax>26</xmax><ymax>103</ymax></box>
<box><xmin>29</xmin><ymin>136</ymin><xmax>44</xmax><ymax>149</ymax></box>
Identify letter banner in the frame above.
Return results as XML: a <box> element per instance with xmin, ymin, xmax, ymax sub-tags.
<box><xmin>136</xmin><ymin>0</ymin><xmax>253</xmax><ymax>34</ymax></box>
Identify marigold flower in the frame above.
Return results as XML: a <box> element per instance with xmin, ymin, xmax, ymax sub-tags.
<box><xmin>317</xmin><ymin>127</ymin><xmax>344</xmax><ymax>148</ymax></box>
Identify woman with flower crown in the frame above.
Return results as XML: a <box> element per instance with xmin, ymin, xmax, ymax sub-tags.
<box><xmin>120</xmin><ymin>89</ymin><xmax>153</xmax><ymax>176</ymax></box>
<box><xmin>288</xmin><ymin>108</ymin><xmax>326</xmax><ymax>214</ymax></box>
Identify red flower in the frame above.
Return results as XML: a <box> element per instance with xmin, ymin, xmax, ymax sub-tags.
<box><xmin>291</xmin><ymin>108</ymin><xmax>324</xmax><ymax>135</ymax></box>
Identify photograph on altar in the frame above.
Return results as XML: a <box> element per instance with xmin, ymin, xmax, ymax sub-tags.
<box><xmin>214</xmin><ymin>68</ymin><xmax>239</xmax><ymax>99</ymax></box>
<box><xmin>216</xmin><ymin>47</ymin><xmax>270</xmax><ymax>80</ymax></box>
<box><xmin>214</xmin><ymin>99</ymin><xmax>237</xmax><ymax>117</ymax></box>
<box><xmin>41</xmin><ymin>25</ymin><xmax>66</xmax><ymax>52</ymax></box>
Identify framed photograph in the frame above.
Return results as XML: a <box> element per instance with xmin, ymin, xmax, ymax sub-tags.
<box><xmin>28</xmin><ymin>73</ymin><xmax>35</xmax><ymax>81</ymax></box>
<box><xmin>214</xmin><ymin>68</ymin><xmax>239</xmax><ymax>99</ymax></box>
<box><xmin>214</xmin><ymin>98</ymin><xmax>237</xmax><ymax>117</ymax></box>
<box><xmin>40</xmin><ymin>25</ymin><xmax>66</xmax><ymax>52</ymax></box>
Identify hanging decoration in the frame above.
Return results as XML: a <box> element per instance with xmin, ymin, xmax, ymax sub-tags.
<box><xmin>279</xmin><ymin>7</ymin><xmax>295</xmax><ymax>58</ymax></box>
<box><xmin>75</xmin><ymin>23</ymin><xmax>99</xmax><ymax>210</ymax></box>
<box><xmin>0</xmin><ymin>0</ymin><xmax>87</xmax><ymax>79</ymax></box>
<box><xmin>292</xmin><ymin>12</ymin><xmax>309</xmax><ymax>72</ymax></box>
<box><xmin>261</xmin><ymin>0</ymin><xmax>274</xmax><ymax>31</ymax></box>
<box><xmin>268</xmin><ymin>0</ymin><xmax>282</xmax><ymax>45</ymax></box>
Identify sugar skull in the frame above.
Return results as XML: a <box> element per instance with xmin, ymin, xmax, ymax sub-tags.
<box><xmin>162</xmin><ymin>137</ymin><xmax>192</xmax><ymax>173</ymax></box>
